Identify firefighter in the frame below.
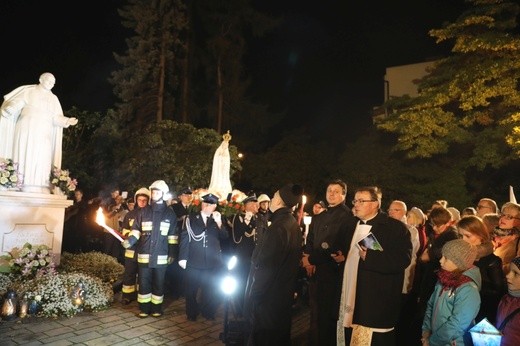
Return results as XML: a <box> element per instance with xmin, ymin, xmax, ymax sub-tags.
<box><xmin>120</xmin><ymin>187</ymin><xmax>150</xmax><ymax>305</ymax></box>
<box><xmin>123</xmin><ymin>180</ymin><xmax>178</xmax><ymax>318</ymax></box>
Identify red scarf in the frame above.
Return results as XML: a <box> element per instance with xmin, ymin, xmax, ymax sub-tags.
<box><xmin>437</xmin><ymin>269</ymin><xmax>472</xmax><ymax>296</ymax></box>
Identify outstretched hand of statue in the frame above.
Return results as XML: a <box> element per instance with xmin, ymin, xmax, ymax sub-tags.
<box><xmin>67</xmin><ymin>117</ymin><xmax>78</xmax><ymax>126</ymax></box>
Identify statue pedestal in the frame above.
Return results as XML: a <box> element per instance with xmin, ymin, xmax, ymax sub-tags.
<box><xmin>0</xmin><ymin>190</ymin><xmax>72</xmax><ymax>264</ymax></box>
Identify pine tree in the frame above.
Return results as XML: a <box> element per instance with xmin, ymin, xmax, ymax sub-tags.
<box><xmin>109</xmin><ymin>0</ymin><xmax>188</xmax><ymax>130</ymax></box>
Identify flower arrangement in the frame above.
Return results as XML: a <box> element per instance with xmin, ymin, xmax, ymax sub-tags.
<box><xmin>50</xmin><ymin>165</ymin><xmax>77</xmax><ymax>194</ymax></box>
<box><xmin>219</xmin><ymin>190</ymin><xmax>247</xmax><ymax>218</ymax></box>
<box><xmin>187</xmin><ymin>188</ymin><xmax>246</xmax><ymax>218</ymax></box>
<box><xmin>0</xmin><ymin>158</ymin><xmax>23</xmax><ymax>189</ymax></box>
<box><xmin>19</xmin><ymin>272</ymin><xmax>113</xmax><ymax>318</ymax></box>
<box><xmin>0</xmin><ymin>249</ymin><xmax>119</xmax><ymax>319</ymax></box>
<box><xmin>0</xmin><ymin>243</ymin><xmax>56</xmax><ymax>279</ymax></box>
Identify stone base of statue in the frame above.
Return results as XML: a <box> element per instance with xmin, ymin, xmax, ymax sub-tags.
<box><xmin>23</xmin><ymin>184</ymin><xmax>51</xmax><ymax>194</ymax></box>
<box><xmin>0</xmin><ymin>190</ymin><xmax>72</xmax><ymax>264</ymax></box>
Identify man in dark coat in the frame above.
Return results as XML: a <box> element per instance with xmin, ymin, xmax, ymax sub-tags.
<box><xmin>244</xmin><ymin>183</ymin><xmax>304</xmax><ymax>345</ymax></box>
<box><xmin>302</xmin><ymin>179</ymin><xmax>356</xmax><ymax>345</ymax></box>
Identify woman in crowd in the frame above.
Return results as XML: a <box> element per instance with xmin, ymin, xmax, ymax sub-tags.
<box><xmin>493</xmin><ymin>202</ymin><xmax>520</xmax><ymax>273</ymax></box>
<box><xmin>458</xmin><ymin>215</ymin><xmax>506</xmax><ymax>324</ymax></box>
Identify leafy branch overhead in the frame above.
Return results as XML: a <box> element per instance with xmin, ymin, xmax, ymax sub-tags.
<box><xmin>376</xmin><ymin>0</ymin><xmax>520</xmax><ymax>170</ymax></box>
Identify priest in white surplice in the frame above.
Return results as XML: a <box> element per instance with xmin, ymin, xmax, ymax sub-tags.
<box><xmin>337</xmin><ymin>186</ymin><xmax>412</xmax><ymax>346</ymax></box>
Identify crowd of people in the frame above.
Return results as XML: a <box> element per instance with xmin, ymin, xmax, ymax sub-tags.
<box><xmin>61</xmin><ymin>181</ymin><xmax>520</xmax><ymax>345</ymax></box>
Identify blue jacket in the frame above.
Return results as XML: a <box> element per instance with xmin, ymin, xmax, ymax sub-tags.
<box><xmin>422</xmin><ymin>266</ymin><xmax>482</xmax><ymax>346</ymax></box>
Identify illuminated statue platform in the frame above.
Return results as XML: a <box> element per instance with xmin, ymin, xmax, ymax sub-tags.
<box><xmin>0</xmin><ymin>190</ymin><xmax>72</xmax><ymax>264</ymax></box>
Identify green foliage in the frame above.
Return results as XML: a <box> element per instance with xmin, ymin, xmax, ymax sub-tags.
<box><xmin>119</xmin><ymin>120</ymin><xmax>241</xmax><ymax>194</ymax></box>
<box><xmin>335</xmin><ymin>130</ymin><xmax>472</xmax><ymax>210</ymax></box>
<box><xmin>376</xmin><ymin>0</ymin><xmax>520</xmax><ymax>170</ymax></box>
<box><xmin>110</xmin><ymin>0</ymin><xmax>188</xmax><ymax>128</ymax></box>
<box><xmin>62</xmin><ymin>107</ymin><xmax>113</xmax><ymax>193</ymax></box>
<box><xmin>59</xmin><ymin>252</ymin><xmax>124</xmax><ymax>284</ymax></box>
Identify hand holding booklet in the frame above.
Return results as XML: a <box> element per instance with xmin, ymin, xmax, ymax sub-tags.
<box><xmin>357</xmin><ymin>232</ymin><xmax>383</xmax><ymax>251</ymax></box>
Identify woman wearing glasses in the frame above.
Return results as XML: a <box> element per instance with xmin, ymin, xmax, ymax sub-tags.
<box><xmin>493</xmin><ymin>202</ymin><xmax>520</xmax><ymax>274</ymax></box>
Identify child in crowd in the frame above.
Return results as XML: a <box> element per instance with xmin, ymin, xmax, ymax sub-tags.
<box><xmin>421</xmin><ymin>239</ymin><xmax>481</xmax><ymax>346</ymax></box>
<box><xmin>496</xmin><ymin>256</ymin><xmax>520</xmax><ymax>346</ymax></box>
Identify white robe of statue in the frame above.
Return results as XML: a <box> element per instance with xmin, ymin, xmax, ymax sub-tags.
<box><xmin>0</xmin><ymin>73</ymin><xmax>78</xmax><ymax>193</ymax></box>
<box><xmin>208</xmin><ymin>132</ymin><xmax>233</xmax><ymax>199</ymax></box>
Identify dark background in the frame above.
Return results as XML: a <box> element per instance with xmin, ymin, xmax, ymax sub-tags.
<box><xmin>0</xmin><ymin>0</ymin><xmax>466</xmax><ymax>139</ymax></box>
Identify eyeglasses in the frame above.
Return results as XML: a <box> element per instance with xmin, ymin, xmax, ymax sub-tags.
<box><xmin>352</xmin><ymin>199</ymin><xmax>377</xmax><ymax>205</ymax></box>
<box><xmin>499</xmin><ymin>213</ymin><xmax>520</xmax><ymax>221</ymax></box>
<box><xmin>476</xmin><ymin>205</ymin><xmax>491</xmax><ymax>210</ymax></box>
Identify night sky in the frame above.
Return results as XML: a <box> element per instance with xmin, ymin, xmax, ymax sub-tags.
<box><xmin>0</xmin><ymin>0</ymin><xmax>467</xmax><ymax>138</ymax></box>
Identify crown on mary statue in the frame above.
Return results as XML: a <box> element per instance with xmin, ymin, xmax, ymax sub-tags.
<box><xmin>222</xmin><ymin>130</ymin><xmax>232</xmax><ymax>142</ymax></box>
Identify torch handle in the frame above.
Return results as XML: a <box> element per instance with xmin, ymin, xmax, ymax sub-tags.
<box><xmin>101</xmin><ymin>224</ymin><xmax>124</xmax><ymax>242</ymax></box>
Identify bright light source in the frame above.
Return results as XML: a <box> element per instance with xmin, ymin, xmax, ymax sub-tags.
<box><xmin>221</xmin><ymin>275</ymin><xmax>238</xmax><ymax>296</ymax></box>
<box><xmin>303</xmin><ymin>215</ymin><xmax>312</xmax><ymax>225</ymax></box>
<box><xmin>227</xmin><ymin>256</ymin><xmax>238</xmax><ymax>270</ymax></box>
<box><xmin>238</xmin><ymin>153</ymin><xmax>244</xmax><ymax>159</ymax></box>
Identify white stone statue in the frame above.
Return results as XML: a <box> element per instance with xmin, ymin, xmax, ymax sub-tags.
<box><xmin>0</xmin><ymin>72</ymin><xmax>78</xmax><ymax>193</ymax></box>
<box><xmin>208</xmin><ymin>131</ymin><xmax>233</xmax><ymax>200</ymax></box>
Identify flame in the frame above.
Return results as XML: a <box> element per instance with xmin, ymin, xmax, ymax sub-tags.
<box><xmin>95</xmin><ymin>207</ymin><xmax>106</xmax><ymax>227</ymax></box>
<box><xmin>302</xmin><ymin>195</ymin><xmax>307</xmax><ymax>205</ymax></box>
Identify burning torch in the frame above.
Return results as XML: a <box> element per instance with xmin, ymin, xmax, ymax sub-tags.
<box><xmin>95</xmin><ymin>207</ymin><xmax>124</xmax><ymax>242</ymax></box>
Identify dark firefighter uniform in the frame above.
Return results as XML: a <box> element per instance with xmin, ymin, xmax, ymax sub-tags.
<box><xmin>120</xmin><ymin>187</ymin><xmax>151</xmax><ymax>304</ymax></box>
<box><xmin>125</xmin><ymin>184</ymin><xmax>178</xmax><ymax>317</ymax></box>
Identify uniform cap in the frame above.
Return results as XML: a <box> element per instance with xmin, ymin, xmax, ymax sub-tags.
<box><xmin>242</xmin><ymin>194</ymin><xmax>258</xmax><ymax>204</ymax></box>
<box><xmin>202</xmin><ymin>193</ymin><xmax>219</xmax><ymax>204</ymax></box>
<box><xmin>179</xmin><ymin>187</ymin><xmax>192</xmax><ymax>195</ymax></box>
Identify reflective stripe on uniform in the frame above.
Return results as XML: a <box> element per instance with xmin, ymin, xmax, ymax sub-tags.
<box><xmin>151</xmin><ymin>294</ymin><xmax>164</xmax><ymax>305</ymax></box>
<box><xmin>138</xmin><ymin>254</ymin><xmax>150</xmax><ymax>263</ymax></box>
<box><xmin>122</xmin><ymin>285</ymin><xmax>136</xmax><ymax>294</ymax></box>
<box><xmin>157</xmin><ymin>255</ymin><xmax>168</xmax><ymax>265</ymax></box>
<box><xmin>137</xmin><ymin>292</ymin><xmax>152</xmax><ymax>303</ymax></box>
<box><xmin>124</xmin><ymin>249</ymin><xmax>135</xmax><ymax>258</ymax></box>
<box><xmin>142</xmin><ymin>221</ymin><xmax>153</xmax><ymax>231</ymax></box>
<box><xmin>168</xmin><ymin>235</ymin><xmax>178</xmax><ymax>244</ymax></box>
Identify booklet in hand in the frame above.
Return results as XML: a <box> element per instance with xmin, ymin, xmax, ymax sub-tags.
<box><xmin>357</xmin><ymin>232</ymin><xmax>383</xmax><ymax>251</ymax></box>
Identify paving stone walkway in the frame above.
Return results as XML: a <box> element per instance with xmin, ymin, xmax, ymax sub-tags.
<box><xmin>0</xmin><ymin>293</ymin><xmax>310</xmax><ymax>345</ymax></box>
